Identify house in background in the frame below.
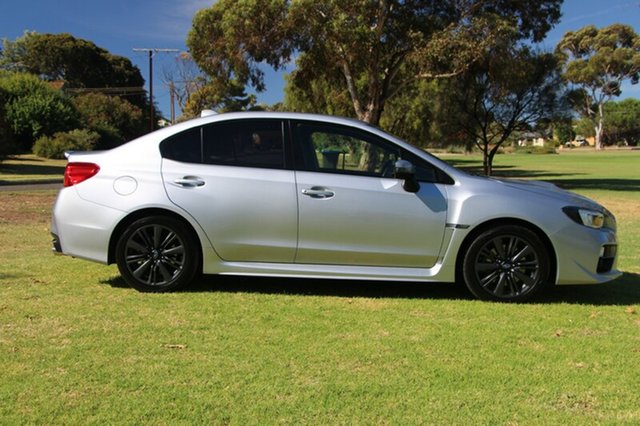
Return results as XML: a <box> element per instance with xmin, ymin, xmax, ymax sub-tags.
<box><xmin>517</xmin><ymin>131</ymin><xmax>547</xmax><ymax>147</ymax></box>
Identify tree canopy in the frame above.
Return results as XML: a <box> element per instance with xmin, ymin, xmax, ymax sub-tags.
<box><xmin>1</xmin><ymin>32</ymin><xmax>151</xmax><ymax>123</ymax></box>
<box><xmin>448</xmin><ymin>46</ymin><xmax>565</xmax><ymax>175</ymax></box>
<box><xmin>1</xmin><ymin>32</ymin><xmax>144</xmax><ymax>89</ymax></box>
<box><xmin>188</xmin><ymin>0</ymin><xmax>562</xmax><ymax>125</ymax></box>
<box><xmin>556</xmin><ymin>24</ymin><xmax>640</xmax><ymax>149</ymax></box>
<box><xmin>0</xmin><ymin>32</ymin><xmax>153</xmax><ymax>155</ymax></box>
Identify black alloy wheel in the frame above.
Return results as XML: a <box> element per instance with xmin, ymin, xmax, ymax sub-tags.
<box><xmin>463</xmin><ymin>225</ymin><xmax>550</xmax><ymax>302</ymax></box>
<box><xmin>115</xmin><ymin>216</ymin><xmax>199</xmax><ymax>292</ymax></box>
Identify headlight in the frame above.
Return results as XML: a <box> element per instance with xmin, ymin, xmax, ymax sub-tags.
<box><xmin>562</xmin><ymin>206</ymin><xmax>604</xmax><ymax>229</ymax></box>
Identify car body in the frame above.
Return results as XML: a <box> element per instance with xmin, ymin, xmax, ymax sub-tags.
<box><xmin>51</xmin><ymin>112</ymin><xmax>620</xmax><ymax>301</ymax></box>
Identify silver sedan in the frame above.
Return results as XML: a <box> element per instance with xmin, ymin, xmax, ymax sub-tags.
<box><xmin>51</xmin><ymin>112</ymin><xmax>620</xmax><ymax>301</ymax></box>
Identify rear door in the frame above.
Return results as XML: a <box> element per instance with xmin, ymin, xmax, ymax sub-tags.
<box><xmin>160</xmin><ymin>119</ymin><xmax>298</xmax><ymax>263</ymax></box>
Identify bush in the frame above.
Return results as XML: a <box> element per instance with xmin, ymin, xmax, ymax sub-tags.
<box><xmin>0</xmin><ymin>127</ymin><xmax>19</xmax><ymax>161</ymax></box>
<box><xmin>0</xmin><ymin>132</ymin><xmax>18</xmax><ymax>162</ymax></box>
<box><xmin>0</xmin><ymin>72</ymin><xmax>78</xmax><ymax>150</ymax></box>
<box><xmin>74</xmin><ymin>92</ymin><xmax>144</xmax><ymax>149</ymax></box>
<box><xmin>0</xmin><ymin>82</ymin><xmax>18</xmax><ymax>161</ymax></box>
<box><xmin>33</xmin><ymin>129</ymin><xmax>99</xmax><ymax>159</ymax></box>
<box><xmin>445</xmin><ymin>144</ymin><xmax>470</xmax><ymax>154</ymax></box>
<box><xmin>513</xmin><ymin>145</ymin><xmax>557</xmax><ymax>154</ymax></box>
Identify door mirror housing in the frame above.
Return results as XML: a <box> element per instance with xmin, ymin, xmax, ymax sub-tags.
<box><xmin>394</xmin><ymin>160</ymin><xmax>420</xmax><ymax>193</ymax></box>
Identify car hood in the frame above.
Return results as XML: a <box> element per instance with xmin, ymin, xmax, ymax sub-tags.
<box><xmin>491</xmin><ymin>178</ymin><xmax>604</xmax><ymax>211</ymax></box>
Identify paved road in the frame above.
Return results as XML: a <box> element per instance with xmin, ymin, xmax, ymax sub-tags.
<box><xmin>0</xmin><ymin>183</ymin><xmax>62</xmax><ymax>192</ymax></box>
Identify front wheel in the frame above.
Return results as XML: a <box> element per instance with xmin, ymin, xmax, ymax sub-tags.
<box><xmin>462</xmin><ymin>225</ymin><xmax>550</xmax><ymax>302</ymax></box>
<box><xmin>115</xmin><ymin>216</ymin><xmax>200</xmax><ymax>292</ymax></box>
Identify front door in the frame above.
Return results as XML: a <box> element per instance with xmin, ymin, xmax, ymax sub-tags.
<box><xmin>292</xmin><ymin>121</ymin><xmax>448</xmax><ymax>268</ymax></box>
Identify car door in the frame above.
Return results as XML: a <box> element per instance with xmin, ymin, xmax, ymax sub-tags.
<box><xmin>160</xmin><ymin>119</ymin><xmax>298</xmax><ymax>263</ymax></box>
<box><xmin>292</xmin><ymin>121</ymin><xmax>448</xmax><ymax>268</ymax></box>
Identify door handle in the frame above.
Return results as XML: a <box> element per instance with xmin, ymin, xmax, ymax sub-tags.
<box><xmin>173</xmin><ymin>176</ymin><xmax>205</xmax><ymax>187</ymax></box>
<box><xmin>301</xmin><ymin>186</ymin><xmax>335</xmax><ymax>199</ymax></box>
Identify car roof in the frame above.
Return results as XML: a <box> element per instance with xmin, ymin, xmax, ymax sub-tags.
<box><xmin>189</xmin><ymin>111</ymin><xmax>372</xmax><ymax>129</ymax></box>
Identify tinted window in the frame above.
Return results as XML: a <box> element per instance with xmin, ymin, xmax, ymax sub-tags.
<box><xmin>203</xmin><ymin>120</ymin><xmax>285</xmax><ymax>168</ymax></box>
<box><xmin>160</xmin><ymin>127</ymin><xmax>202</xmax><ymax>163</ymax></box>
<box><xmin>294</xmin><ymin>122</ymin><xmax>400</xmax><ymax>178</ymax></box>
<box><xmin>160</xmin><ymin>119</ymin><xmax>285</xmax><ymax>169</ymax></box>
<box><xmin>400</xmin><ymin>150</ymin><xmax>454</xmax><ymax>184</ymax></box>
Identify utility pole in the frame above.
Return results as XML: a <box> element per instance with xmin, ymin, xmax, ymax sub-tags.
<box><xmin>133</xmin><ymin>48</ymin><xmax>179</xmax><ymax>132</ymax></box>
<box><xmin>169</xmin><ymin>81</ymin><xmax>176</xmax><ymax>124</ymax></box>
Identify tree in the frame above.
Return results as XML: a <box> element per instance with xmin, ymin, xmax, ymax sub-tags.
<box><xmin>0</xmin><ymin>83</ymin><xmax>17</xmax><ymax>160</ymax></box>
<box><xmin>163</xmin><ymin>52</ymin><xmax>208</xmax><ymax>119</ymax></box>
<box><xmin>1</xmin><ymin>32</ymin><xmax>153</xmax><ymax>125</ymax></box>
<box><xmin>188</xmin><ymin>0</ymin><xmax>562</xmax><ymax>127</ymax></box>
<box><xmin>553</xmin><ymin>120</ymin><xmax>575</xmax><ymax>145</ymax></box>
<box><xmin>283</xmin><ymin>73</ymin><xmax>354</xmax><ymax>117</ymax></box>
<box><xmin>1</xmin><ymin>32</ymin><xmax>144</xmax><ymax>89</ymax></box>
<box><xmin>448</xmin><ymin>47</ymin><xmax>565</xmax><ymax>175</ymax></box>
<box><xmin>556</xmin><ymin>24</ymin><xmax>640</xmax><ymax>150</ymax></box>
<box><xmin>181</xmin><ymin>79</ymin><xmax>257</xmax><ymax>118</ymax></box>
<box><xmin>602</xmin><ymin>98</ymin><xmax>640</xmax><ymax>146</ymax></box>
<box><xmin>73</xmin><ymin>93</ymin><xmax>144</xmax><ymax>149</ymax></box>
<box><xmin>161</xmin><ymin>52</ymin><xmax>260</xmax><ymax>120</ymax></box>
<box><xmin>0</xmin><ymin>71</ymin><xmax>78</xmax><ymax>150</ymax></box>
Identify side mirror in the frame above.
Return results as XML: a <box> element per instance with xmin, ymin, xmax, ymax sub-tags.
<box><xmin>394</xmin><ymin>159</ymin><xmax>420</xmax><ymax>193</ymax></box>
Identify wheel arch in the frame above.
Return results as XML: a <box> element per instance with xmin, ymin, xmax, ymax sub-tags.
<box><xmin>454</xmin><ymin>218</ymin><xmax>558</xmax><ymax>286</ymax></box>
<box><xmin>108</xmin><ymin>208</ymin><xmax>203</xmax><ymax>268</ymax></box>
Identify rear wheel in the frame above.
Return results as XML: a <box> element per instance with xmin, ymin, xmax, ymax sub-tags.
<box><xmin>115</xmin><ymin>216</ymin><xmax>199</xmax><ymax>292</ymax></box>
<box><xmin>462</xmin><ymin>225</ymin><xmax>550</xmax><ymax>302</ymax></box>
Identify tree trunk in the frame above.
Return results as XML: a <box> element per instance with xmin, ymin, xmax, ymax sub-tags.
<box><xmin>358</xmin><ymin>103</ymin><xmax>384</xmax><ymax>172</ymax></box>
<box><xmin>482</xmin><ymin>145</ymin><xmax>491</xmax><ymax>176</ymax></box>
<box><xmin>595</xmin><ymin>101</ymin><xmax>605</xmax><ymax>150</ymax></box>
<box><xmin>484</xmin><ymin>153</ymin><xmax>494</xmax><ymax>176</ymax></box>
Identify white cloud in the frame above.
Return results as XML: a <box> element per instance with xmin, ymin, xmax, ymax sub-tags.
<box><xmin>131</xmin><ymin>0</ymin><xmax>216</xmax><ymax>45</ymax></box>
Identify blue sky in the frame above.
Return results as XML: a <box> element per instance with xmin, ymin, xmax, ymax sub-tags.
<box><xmin>2</xmin><ymin>0</ymin><xmax>639</xmax><ymax>117</ymax></box>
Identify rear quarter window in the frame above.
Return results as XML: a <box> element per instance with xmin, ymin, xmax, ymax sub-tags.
<box><xmin>159</xmin><ymin>127</ymin><xmax>202</xmax><ymax>163</ymax></box>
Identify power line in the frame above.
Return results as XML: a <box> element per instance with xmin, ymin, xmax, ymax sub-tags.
<box><xmin>133</xmin><ymin>48</ymin><xmax>180</xmax><ymax>132</ymax></box>
<box><xmin>65</xmin><ymin>87</ymin><xmax>145</xmax><ymax>95</ymax></box>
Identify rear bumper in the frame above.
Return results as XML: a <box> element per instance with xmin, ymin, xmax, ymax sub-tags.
<box><xmin>50</xmin><ymin>187</ymin><xmax>124</xmax><ymax>264</ymax></box>
<box><xmin>51</xmin><ymin>232</ymin><xmax>62</xmax><ymax>254</ymax></box>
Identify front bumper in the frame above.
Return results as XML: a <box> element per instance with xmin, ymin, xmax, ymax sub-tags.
<box><xmin>554</xmin><ymin>224</ymin><xmax>621</xmax><ymax>285</ymax></box>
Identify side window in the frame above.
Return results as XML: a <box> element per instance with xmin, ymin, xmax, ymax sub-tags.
<box><xmin>159</xmin><ymin>127</ymin><xmax>202</xmax><ymax>163</ymax></box>
<box><xmin>203</xmin><ymin>119</ymin><xmax>285</xmax><ymax>169</ymax></box>
<box><xmin>295</xmin><ymin>122</ymin><xmax>400</xmax><ymax>178</ymax></box>
<box><xmin>160</xmin><ymin>120</ymin><xmax>285</xmax><ymax>169</ymax></box>
<box><xmin>400</xmin><ymin>150</ymin><xmax>454</xmax><ymax>184</ymax></box>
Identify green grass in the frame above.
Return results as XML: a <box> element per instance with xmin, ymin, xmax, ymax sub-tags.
<box><xmin>0</xmin><ymin>154</ymin><xmax>66</xmax><ymax>185</ymax></box>
<box><xmin>1</xmin><ymin>151</ymin><xmax>640</xmax><ymax>424</ymax></box>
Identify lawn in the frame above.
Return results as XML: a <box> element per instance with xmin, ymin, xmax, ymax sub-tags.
<box><xmin>1</xmin><ymin>151</ymin><xmax>639</xmax><ymax>424</ymax></box>
<box><xmin>0</xmin><ymin>154</ymin><xmax>65</xmax><ymax>185</ymax></box>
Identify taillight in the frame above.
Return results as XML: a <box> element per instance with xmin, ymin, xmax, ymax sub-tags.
<box><xmin>64</xmin><ymin>162</ymin><xmax>100</xmax><ymax>187</ymax></box>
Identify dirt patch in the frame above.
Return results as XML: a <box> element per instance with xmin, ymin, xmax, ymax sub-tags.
<box><xmin>0</xmin><ymin>191</ymin><xmax>57</xmax><ymax>225</ymax></box>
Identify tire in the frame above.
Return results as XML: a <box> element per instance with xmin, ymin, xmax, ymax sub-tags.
<box><xmin>462</xmin><ymin>225</ymin><xmax>550</xmax><ymax>302</ymax></box>
<box><xmin>115</xmin><ymin>216</ymin><xmax>200</xmax><ymax>292</ymax></box>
